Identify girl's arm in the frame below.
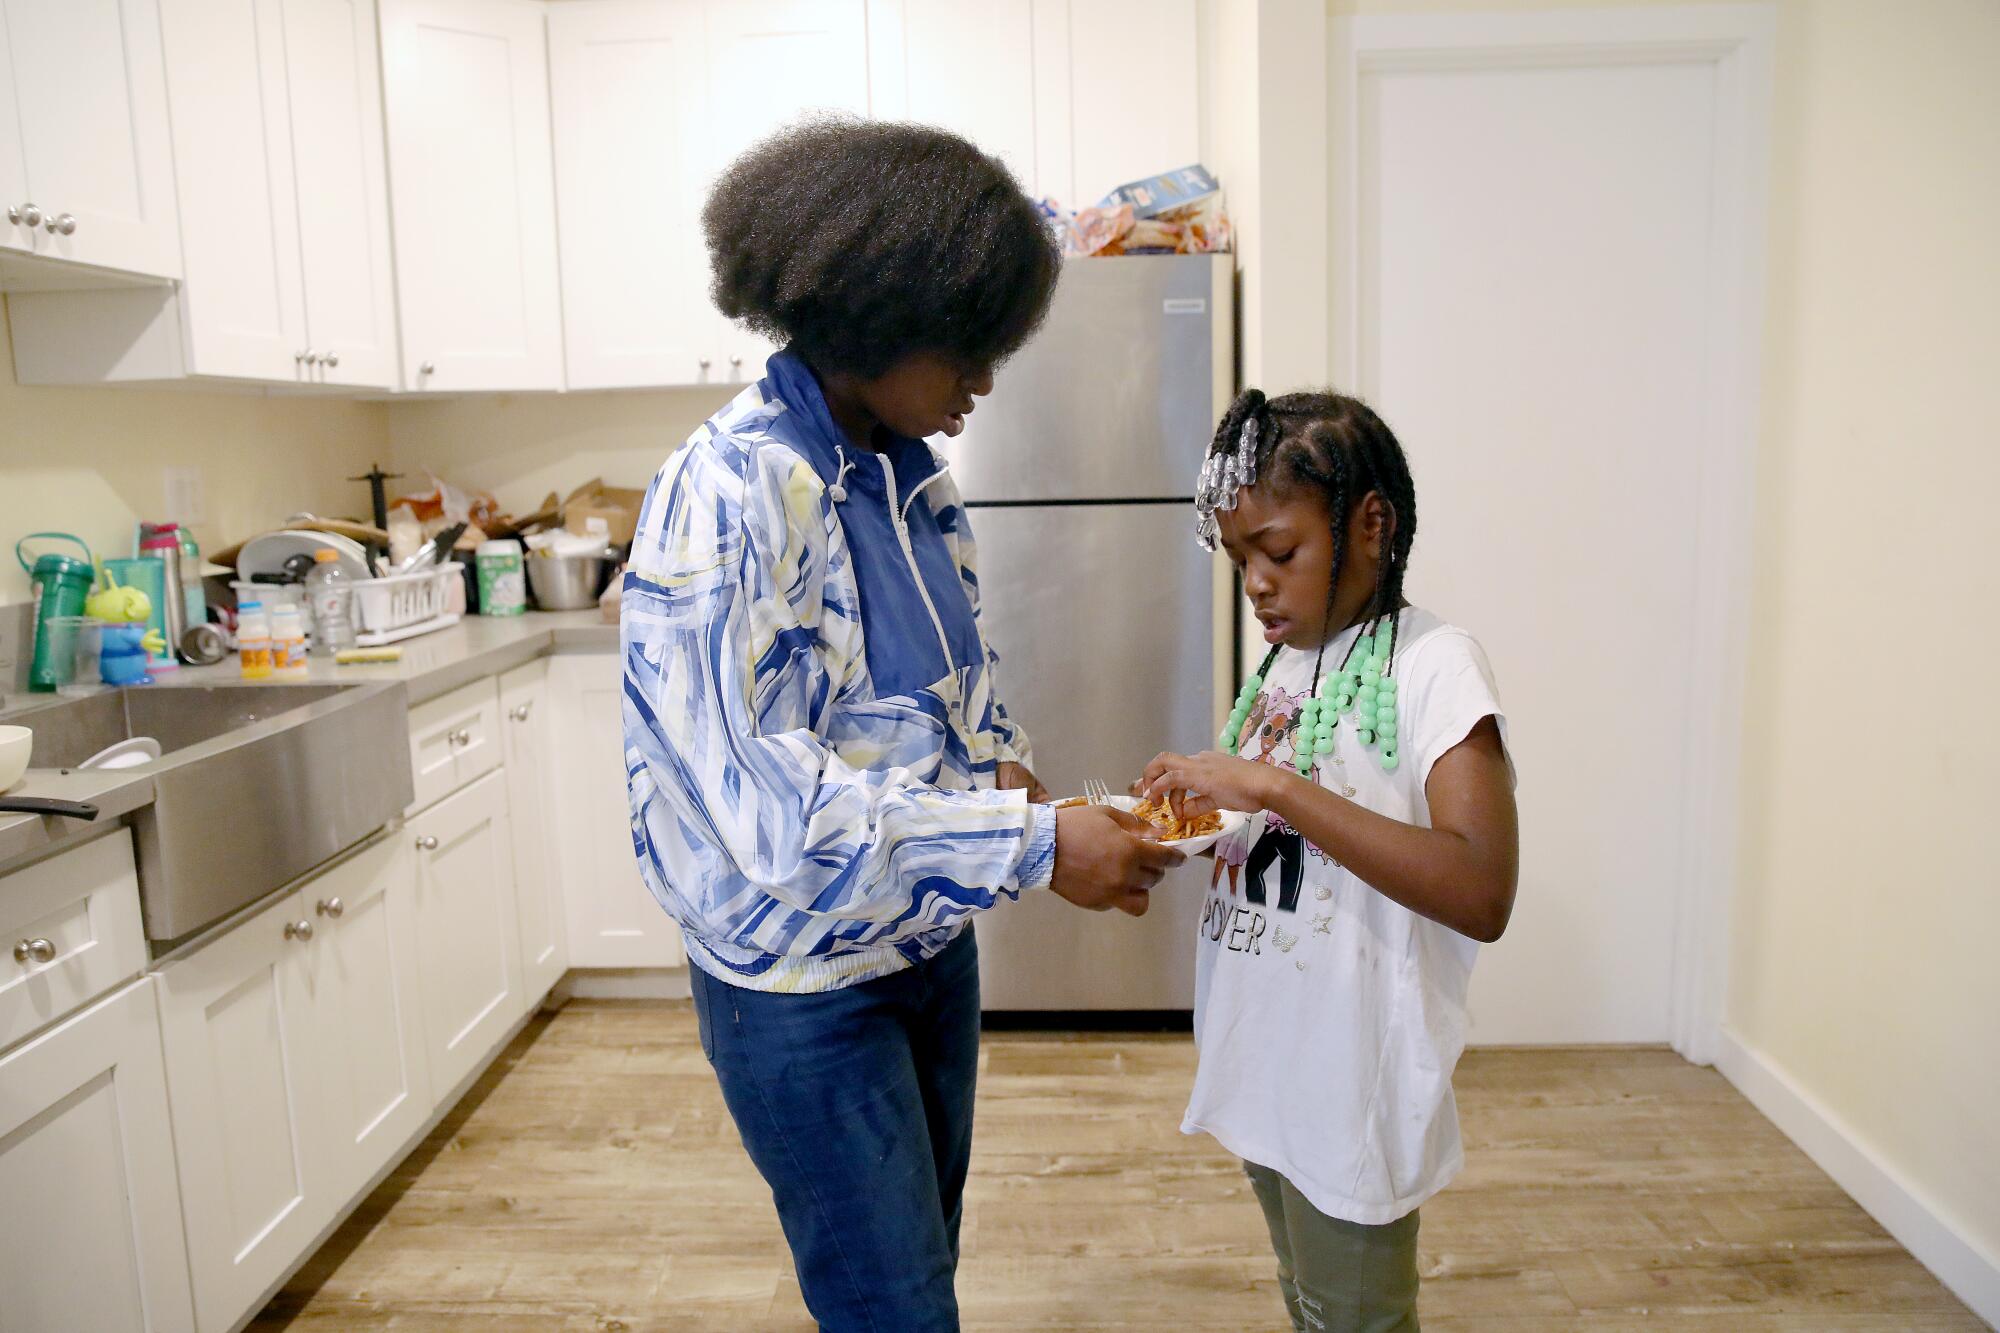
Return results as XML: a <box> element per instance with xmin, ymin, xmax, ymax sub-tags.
<box><xmin>1143</xmin><ymin>718</ymin><xmax>1518</xmax><ymax>942</ymax></box>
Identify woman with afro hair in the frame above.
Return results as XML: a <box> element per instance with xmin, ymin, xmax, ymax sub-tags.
<box><xmin>620</xmin><ymin>118</ymin><xmax>1183</xmax><ymax>1330</ymax></box>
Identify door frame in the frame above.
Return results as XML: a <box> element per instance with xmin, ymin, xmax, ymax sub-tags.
<box><xmin>1329</xmin><ymin>5</ymin><xmax>1774</xmax><ymax>1063</ymax></box>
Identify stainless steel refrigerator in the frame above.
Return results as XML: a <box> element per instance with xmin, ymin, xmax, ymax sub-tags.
<box><xmin>941</xmin><ymin>253</ymin><xmax>1235</xmax><ymax>1012</ymax></box>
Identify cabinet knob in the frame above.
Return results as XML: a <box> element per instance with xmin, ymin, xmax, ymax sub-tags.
<box><xmin>316</xmin><ymin>897</ymin><xmax>344</xmax><ymax>919</ymax></box>
<box><xmin>448</xmin><ymin>727</ymin><xmax>471</xmax><ymax>746</ymax></box>
<box><xmin>510</xmin><ymin>701</ymin><xmax>533</xmax><ymax>722</ymax></box>
<box><xmin>12</xmin><ymin>937</ymin><xmax>56</xmax><ymax>965</ymax></box>
<box><xmin>322</xmin><ymin>351</ymin><xmax>339</xmax><ymax>368</ymax></box>
<box><xmin>416</xmin><ymin>834</ymin><xmax>439</xmax><ymax>851</ymax></box>
<box><xmin>698</xmin><ymin>357</ymin><xmax>712</xmax><ymax>371</ymax></box>
<box><xmin>10</xmin><ymin>202</ymin><xmax>41</xmax><ymax>228</ymax></box>
<box><xmin>44</xmin><ymin>212</ymin><xmax>76</xmax><ymax>236</ymax></box>
<box><xmin>283</xmin><ymin>919</ymin><xmax>314</xmax><ymax>942</ymax></box>
<box><xmin>419</xmin><ymin>360</ymin><xmax>436</xmax><ymax>376</ymax></box>
<box><xmin>297</xmin><ymin>349</ymin><xmax>318</xmax><ymax>364</ymax></box>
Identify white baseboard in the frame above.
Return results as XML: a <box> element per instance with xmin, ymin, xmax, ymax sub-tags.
<box><xmin>1715</xmin><ymin>1027</ymin><xmax>1999</xmax><ymax>1328</ymax></box>
<box><xmin>559</xmin><ymin>967</ymin><xmax>691</xmax><ymax>1001</ymax></box>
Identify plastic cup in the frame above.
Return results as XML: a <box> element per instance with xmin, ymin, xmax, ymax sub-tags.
<box><xmin>39</xmin><ymin>616</ymin><xmax>84</xmax><ymax>692</ymax></box>
<box><xmin>57</xmin><ymin>618</ymin><xmax>104</xmax><ymax>694</ymax></box>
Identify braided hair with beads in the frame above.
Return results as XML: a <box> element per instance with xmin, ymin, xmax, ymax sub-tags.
<box><xmin>1202</xmin><ymin>389</ymin><xmax>1420</xmax><ymax>773</ymax></box>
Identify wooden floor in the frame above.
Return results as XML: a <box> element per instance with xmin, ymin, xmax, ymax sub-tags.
<box><xmin>254</xmin><ymin>1000</ymin><xmax>1982</xmax><ymax>1331</ymax></box>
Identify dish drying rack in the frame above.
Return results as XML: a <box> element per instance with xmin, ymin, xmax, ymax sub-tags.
<box><xmin>351</xmin><ymin>568</ymin><xmax>460</xmax><ymax>646</ymax></box>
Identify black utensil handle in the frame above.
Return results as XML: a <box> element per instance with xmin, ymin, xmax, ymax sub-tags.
<box><xmin>0</xmin><ymin>797</ymin><xmax>100</xmax><ymax>821</ymax></box>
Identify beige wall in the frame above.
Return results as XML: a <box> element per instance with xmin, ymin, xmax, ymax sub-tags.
<box><xmin>1727</xmin><ymin>0</ymin><xmax>2000</xmax><ymax>1282</ymax></box>
<box><xmin>0</xmin><ymin>299</ymin><xmax>389</xmax><ymax>606</ymax></box>
<box><xmin>383</xmin><ymin>386</ymin><xmax>732</xmax><ymax>516</ymax></box>
<box><xmin>1328</xmin><ymin>0</ymin><xmax>2000</xmax><ymax>1292</ymax></box>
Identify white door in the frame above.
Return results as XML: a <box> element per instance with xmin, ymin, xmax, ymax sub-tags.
<box><xmin>0</xmin><ymin>981</ymin><xmax>196</xmax><ymax>1333</ymax></box>
<box><xmin>156</xmin><ymin>892</ymin><xmax>329</xmax><ymax>1333</ymax></box>
<box><xmin>1</xmin><ymin>0</ymin><xmax>182</xmax><ymax>277</ymax></box>
<box><xmin>380</xmin><ymin>0</ymin><xmax>563</xmax><ymax>390</ymax></box>
<box><xmin>308</xmin><ymin>837</ymin><xmax>432</xmax><ymax>1202</ymax></box>
<box><xmin>0</xmin><ymin>12</ymin><xmax>32</xmax><ymax>254</ymax></box>
<box><xmin>1333</xmin><ymin>15</ymin><xmax>1766</xmax><ymax>1044</ymax></box>
<box><xmin>1033</xmin><ymin>0</ymin><xmax>1201</xmax><ymax>207</ymax></box>
<box><xmin>284</xmin><ymin>0</ymin><xmax>400</xmax><ymax>388</ymax></box>
<box><xmin>501</xmin><ymin>659</ymin><xmax>567</xmax><ymax>999</ymax></box>
<box><xmin>868</xmin><ymin>0</ymin><xmax>1037</xmax><ymax>192</ymax></box>
<box><xmin>156</xmin><ymin>0</ymin><xmax>309</xmax><ymax>380</ymax></box>
<box><xmin>703</xmin><ymin>0</ymin><xmax>869</xmax><ymax>387</ymax></box>
<box><xmin>409</xmin><ymin>771</ymin><xmax>524</xmax><ymax>1094</ymax></box>
<box><xmin>552</xmin><ymin>653</ymin><xmax>686</xmax><ymax>968</ymax></box>
<box><xmin>548</xmin><ymin>0</ymin><xmax>710</xmax><ymax>389</ymax></box>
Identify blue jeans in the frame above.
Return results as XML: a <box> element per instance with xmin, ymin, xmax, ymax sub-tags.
<box><xmin>689</xmin><ymin>927</ymin><xmax>982</xmax><ymax>1333</ymax></box>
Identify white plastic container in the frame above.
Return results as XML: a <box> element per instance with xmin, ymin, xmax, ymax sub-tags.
<box><xmin>271</xmin><ymin>604</ymin><xmax>309</xmax><ymax>678</ymax></box>
<box><xmin>476</xmin><ymin>539</ymin><xmax>527</xmax><ymax>617</ymax></box>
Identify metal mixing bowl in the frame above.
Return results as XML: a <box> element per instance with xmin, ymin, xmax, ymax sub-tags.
<box><xmin>525</xmin><ymin>553</ymin><xmax>610</xmax><ymax>610</ymax></box>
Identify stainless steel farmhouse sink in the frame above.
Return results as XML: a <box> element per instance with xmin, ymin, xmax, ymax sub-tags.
<box><xmin>1</xmin><ymin>682</ymin><xmax>415</xmax><ymax>946</ymax></box>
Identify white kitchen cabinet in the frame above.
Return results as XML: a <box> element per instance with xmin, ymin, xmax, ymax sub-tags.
<box><xmin>0</xmin><ymin>980</ymin><xmax>195</xmax><ymax>1333</ymax></box>
<box><xmin>409</xmin><ymin>771</ymin><xmax>525</xmax><ymax>1094</ymax></box>
<box><xmin>0</xmin><ymin>829</ymin><xmax>147</xmax><ymax>1052</ymax></box>
<box><xmin>0</xmin><ymin>0</ymin><xmax>182</xmax><ymax>278</ymax></box>
<box><xmin>381</xmin><ymin>0</ymin><xmax>564</xmax><ymax>391</ymax></box>
<box><xmin>546</xmin><ymin>0</ymin><xmax>864</xmax><ymax>390</ymax></box>
<box><xmin>548</xmin><ymin>0</ymin><xmax>711</xmax><ymax>389</ymax></box>
<box><xmin>283</xmin><ymin>0</ymin><xmax>401</xmax><ymax>388</ymax></box>
<box><xmin>156</xmin><ymin>890</ymin><xmax>331</xmax><ymax>1333</ymax></box>
<box><xmin>406</xmin><ymin>676</ymin><xmax>503</xmax><ymax>813</ymax></box>
<box><xmin>0</xmin><ymin>11</ymin><xmax>29</xmax><ymax>256</ymax></box>
<box><xmin>550</xmin><ymin>653</ymin><xmax>687</xmax><ymax>968</ymax></box>
<box><xmin>866</xmin><ymin>0</ymin><xmax>1039</xmax><ymax>192</ymax></box>
<box><xmin>307</xmin><ymin>836</ymin><xmax>432</xmax><ymax>1204</ymax></box>
<box><xmin>7</xmin><ymin>0</ymin><xmax>399</xmax><ymax>388</ymax></box>
<box><xmin>500</xmin><ymin>659</ymin><xmax>567</xmax><ymax>1000</ymax></box>
<box><xmin>1033</xmin><ymin>0</ymin><xmax>1202</xmax><ymax>207</ymax></box>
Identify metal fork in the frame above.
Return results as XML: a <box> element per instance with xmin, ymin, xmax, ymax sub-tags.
<box><xmin>1084</xmin><ymin>777</ymin><xmax>1112</xmax><ymax>806</ymax></box>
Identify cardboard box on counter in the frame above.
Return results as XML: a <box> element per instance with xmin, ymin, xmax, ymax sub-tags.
<box><xmin>562</xmin><ymin>479</ymin><xmax>645</xmax><ymax>547</ymax></box>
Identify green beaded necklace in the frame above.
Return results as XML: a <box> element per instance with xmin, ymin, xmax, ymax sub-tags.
<box><xmin>1218</xmin><ymin>619</ymin><xmax>1402</xmax><ymax>776</ymax></box>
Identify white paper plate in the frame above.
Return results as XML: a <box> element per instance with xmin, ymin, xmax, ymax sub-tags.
<box><xmin>1049</xmin><ymin>794</ymin><xmax>1254</xmax><ymax>856</ymax></box>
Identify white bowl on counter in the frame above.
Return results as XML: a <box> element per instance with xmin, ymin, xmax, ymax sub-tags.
<box><xmin>0</xmin><ymin>725</ymin><xmax>31</xmax><ymax>792</ymax></box>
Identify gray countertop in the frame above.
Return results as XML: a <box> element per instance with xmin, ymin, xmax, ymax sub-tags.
<box><xmin>0</xmin><ymin>611</ymin><xmax>617</xmax><ymax>876</ymax></box>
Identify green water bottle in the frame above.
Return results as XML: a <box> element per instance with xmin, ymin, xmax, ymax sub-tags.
<box><xmin>17</xmin><ymin>533</ymin><xmax>97</xmax><ymax>692</ymax></box>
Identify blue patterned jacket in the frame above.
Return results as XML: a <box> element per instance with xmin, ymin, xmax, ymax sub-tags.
<box><xmin>620</xmin><ymin>351</ymin><xmax>1057</xmax><ymax>993</ymax></box>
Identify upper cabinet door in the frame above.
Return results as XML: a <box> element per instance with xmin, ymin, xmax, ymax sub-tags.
<box><xmin>380</xmin><ymin>0</ymin><xmax>563</xmax><ymax>391</ymax></box>
<box><xmin>283</xmin><ymin>0</ymin><xmax>399</xmax><ymax>388</ymax></box>
<box><xmin>1029</xmin><ymin>0</ymin><xmax>1201</xmax><ymax>208</ymax></box>
<box><xmin>156</xmin><ymin>0</ymin><xmax>308</xmax><ymax>380</ymax></box>
<box><xmin>0</xmin><ymin>0</ymin><xmax>182</xmax><ymax>278</ymax></box>
<box><xmin>867</xmin><ymin>0</ymin><xmax>1038</xmax><ymax>194</ymax></box>
<box><xmin>548</xmin><ymin>0</ymin><xmax>710</xmax><ymax>390</ymax></box>
<box><xmin>704</xmin><ymin>0</ymin><xmax>868</xmax><ymax>388</ymax></box>
<box><xmin>0</xmin><ymin>14</ymin><xmax>28</xmax><ymax>255</ymax></box>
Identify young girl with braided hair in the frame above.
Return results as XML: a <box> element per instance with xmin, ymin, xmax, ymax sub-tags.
<box><xmin>1143</xmin><ymin>389</ymin><xmax>1520</xmax><ymax>1332</ymax></box>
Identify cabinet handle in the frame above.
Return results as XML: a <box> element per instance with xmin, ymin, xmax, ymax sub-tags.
<box><xmin>297</xmin><ymin>349</ymin><xmax>318</xmax><ymax>365</ymax></box>
<box><xmin>729</xmin><ymin>355</ymin><xmax>743</xmax><ymax>372</ymax></box>
<box><xmin>510</xmin><ymin>701</ymin><xmax>533</xmax><ymax>722</ymax></box>
<box><xmin>44</xmin><ymin>212</ymin><xmax>76</xmax><ymax>236</ymax></box>
<box><xmin>12</xmin><ymin>937</ymin><xmax>56</xmax><ymax>965</ymax></box>
<box><xmin>316</xmin><ymin>897</ymin><xmax>344</xmax><ymax>919</ymax></box>
<box><xmin>419</xmin><ymin>360</ymin><xmax>436</xmax><ymax>376</ymax></box>
<box><xmin>447</xmin><ymin>727</ymin><xmax>471</xmax><ymax>746</ymax></box>
<box><xmin>416</xmin><ymin>834</ymin><xmax>439</xmax><ymax>851</ymax></box>
<box><xmin>322</xmin><ymin>351</ymin><xmax>339</xmax><ymax>368</ymax></box>
<box><xmin>10</xmin><ymin>202</ymin><xmax>41</xmax><ymax>228</ymax></box>
<box><xmin>698</xmin><ymin>357</ymin><xmax>711</xmax><ymax>371</ymax></box>
<box><xmin>283</xmin><ymin>919</ymin><xmax>314</xmax><ymax>942</ymax></box>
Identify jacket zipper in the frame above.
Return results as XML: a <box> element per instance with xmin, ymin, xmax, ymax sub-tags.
<box><xmin>878</xmin><ymin>456</ymin><xmax>955</xmax><ymax>667</ymax></box>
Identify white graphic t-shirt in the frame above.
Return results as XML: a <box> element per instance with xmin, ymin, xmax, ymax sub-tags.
<box><xmin>1183</xmin><ymin>606</ymin><xmax>1512</xmax><ymax>1225</ymax></box>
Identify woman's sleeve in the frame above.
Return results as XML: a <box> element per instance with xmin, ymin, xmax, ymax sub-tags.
<box><xmin>621</xmin><ymin>438</ymin><xmax>1056</xmax><ymax>929</ymax></box>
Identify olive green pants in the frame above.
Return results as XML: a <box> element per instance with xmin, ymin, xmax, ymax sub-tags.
<box><xmin>1244</xmin><ymin>1162</ymin><xmax>1420</xmax><ymax>1333</ymax></box>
